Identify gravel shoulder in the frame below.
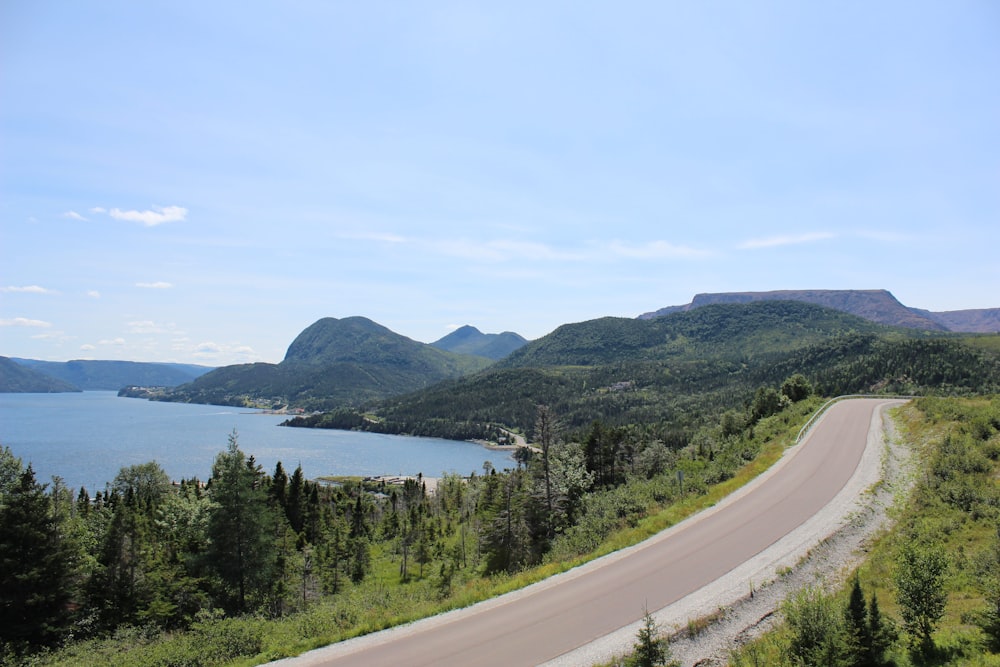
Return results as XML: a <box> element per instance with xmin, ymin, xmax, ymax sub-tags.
<box><xmin>607</xmin><ymin>400</ymin><xmax>911</xmax><ymax>667</ymax></box>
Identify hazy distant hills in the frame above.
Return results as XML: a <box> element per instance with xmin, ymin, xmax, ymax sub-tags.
<box><xmin>10</xmin><ymin>358</ymin><xmax>213</xmax><ymax>391</ymax></box>
<box><xmin>430</xmin><ymin>325</ymin><xmax>528</xmax><ymax>360</ymax></box>
<box><xmin>155</xmin><ymin>316</ymin><xmax>495</xmax><ymax>410</ymax></box>
<box><xmin>0</xmin><ymin>356</ymin><xmax>81</xmax><ymax>393</ymax></box>
<box><xmin>0</xmin><ymin>357</ymin><xmax>212</xmax><ymax>393</ymax></box>
<box><xmin>639</xmin><ymin>289</ymin><xmax>1000</xmax><ymax>333</ymax></box>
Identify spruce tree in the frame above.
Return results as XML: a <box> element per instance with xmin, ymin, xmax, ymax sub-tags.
<box><xmin>0</xmin><ymin>466</ymin><xmax>73</xmax><ymax>647</ymax></box>
<box><xmin>206</xmin><ymin>431</ymin><xmax>276</xmax><ymax>613</ymax></box>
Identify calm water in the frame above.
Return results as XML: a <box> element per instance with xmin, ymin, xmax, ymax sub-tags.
<box><xmin>0</xmin><ymin>392</ymin><xmax>512</xmax><ymax>492</ymax></box>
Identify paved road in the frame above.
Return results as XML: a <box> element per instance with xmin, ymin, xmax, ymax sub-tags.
<box><xmin>275</xmin><ymin>398</ymin><xmax>892</xmax><ymax>667</ymax></box>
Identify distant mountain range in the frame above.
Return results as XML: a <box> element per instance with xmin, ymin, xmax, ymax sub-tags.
<box><xmin>142</xmin><ymin>317</ymin><xmax>498</xmax><ymax>410</ymax></box>
<box><xmin>0</xmin><ymin>356</ymin><xmax>81</xmax><ymax>393</ymax></box>
<box><xmin>430</xmin><ymin>325</ymin><xmax>528</xmax><ymax>360</ymax></box>
<box><xmin>288</xmin><ymin>300</ymin><xmax>1000</xmax><ymax>439</ymax></box>
<box><xmin>0</xmin><ymin>357</ymin><xmax>212</xmax><ymax>393</ymax></box>
<box><xmin>638</xmin><ymin>289</ymin><xmax>1000</xmax><ymax>333</ymax></box>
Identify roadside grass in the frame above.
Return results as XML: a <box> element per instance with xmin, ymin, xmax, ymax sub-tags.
<box><xmin>26</xmin><ymin>398</ymin><xmax>824</xmax><ymax>667</ymax></box>
<box><xmin>727</xmin><ymin>397</ymin><xmax>1000</xmax><ymax>667</ymax></box>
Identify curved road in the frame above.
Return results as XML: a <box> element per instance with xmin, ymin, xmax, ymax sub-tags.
<box><xmin>275</xmin><ymin>398</ymin><xmax>895</xmax><ymax>667</ymax></box>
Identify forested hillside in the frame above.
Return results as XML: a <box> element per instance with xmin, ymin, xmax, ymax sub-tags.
<box><xmin>149</xmin><ymin>317</ymin><xmax>491</xmax><ymax>410</ymax></box>
<box><xmin>0</xmin><ymin>356</ymin><xmax>80</xmax><ymax>393</ymax></box>
<box><xmin>288</xmin><ymin>303</ymin><xmax>1000</xmax><ymax>442</ymax></box>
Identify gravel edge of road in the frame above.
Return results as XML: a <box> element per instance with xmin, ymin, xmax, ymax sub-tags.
<box><xmin>567</xmin><ymin>399</ymin><xmax>912</xmax><ymax>667</ymax></box>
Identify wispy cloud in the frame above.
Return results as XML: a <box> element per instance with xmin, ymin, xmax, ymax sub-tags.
<box><xmin>80</xmin><ymin>344</ymin><xmax>96</xmax><ymax>351</ymax></box>
<box><xmin>136</xmin><ymin>281</ymin><xmax>173</xmax><ymax>289</ymax></box>
<box><xmin>1</xmin><ymin>285</ymin><xmax>56</xmax><ymax>294</ymax></box>
<box><xmin>87</xmin><ymin>290</ymin><xmax>101</xmax><ymax>298</ymax></box>
<box><xmin>0</xmin><ymin>317</ymin><xmax>52</xmax><ymax>327</ymax></box>
<box><xmin>738</xmin><ymin>232</ymin><xmax>836</xmax><ymax>250</ymax></box>
<box><xmin>98</xmin><ymin>337</ymin><xmax>126</xmax><ymax>346</ymax></box>
<box><xmin>127</xmin><ymin>320</ymin><xmax>180</xmax><ymax>335</ymax></box>
<box><xmin>342</xmin><ymin>231</ymin><xmax>408</xmax><ymax>243</ymax></box>
<box><xmin>89</xmin><ymin>207</ymin><xmax>106</xmax><ymax>214</ymax></box>
<box><xmin>63</xmin><ymin>210</ymin><xmax>88</xmax><ymax>221</ymax></box>
<box><xmin>608</xmin><ymin>240</ymin><xmax>712</xmax><ymax>259</ymax></box>
<box><xmin>109</xmin><ymin>205</ymin><xmax>187</xmax><ymax>227</ymax></box>
<box><xmin>189</xmin><ymin>340</ymin><xmax>257</xmax><ymax>362</ymax></box>
<box><xmin>435</xmin><ymin>238</ymin><xmax>587</xmax><ymax>262</ymax></box>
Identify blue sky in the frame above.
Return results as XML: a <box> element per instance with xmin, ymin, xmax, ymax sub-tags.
<box><xmin>2</xmin><ymin>2</ymin><xmax>998</xmax><ymax>366</ymax></box>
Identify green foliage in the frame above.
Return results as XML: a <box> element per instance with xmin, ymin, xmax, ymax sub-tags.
<box><xmin>0</xmin><ymin>465</ymin><xmax>76</xmax><ymax>648</ymax></box>
<box><xmin>626</xmin><ymin>608</ymin><xmax>678</xmax><ymax>667</ymax></box>
<box><xmin>783</xmin><ymin>585</ymin><xmax>850</xmax><ymax>666</ymax></box>
<box><xmin>205</xmin><ymin>432</ymin><xmax>278</xmax><ymax>614</ymax></box>
<box><xmin>780</xmin><ymin>373</ymin><xmax>813</xmax><ymax>402</ymax></box>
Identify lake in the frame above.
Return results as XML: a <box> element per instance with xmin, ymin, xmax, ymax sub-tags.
<box><xmin>0</xmin><ymin>392</ymin><xmax>513</xmax><ymax>492</ymax></box>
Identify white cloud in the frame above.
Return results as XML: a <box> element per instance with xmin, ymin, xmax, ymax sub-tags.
<box><xmin>738</xmin><ymin>232</ymin><xmax>836</xmax><ymax>250</ymax></box>
<box><xmin>1</xmin><ymin>285</ymin><xmax>55</xmax><ymax>294</ymax></box>
<box><xmin>110</xmin><ymin>205</ymin><xmax>187</xmax><ymax>227</ymax></box>
<box><xmin>136</xmin><ymin>281</ymin><xmax>173</xmax><ymax>289</ymax></box>
<box><xmin>342</xmin><ymin>231</ymin><xmax>408</xmax><ymax>243</ymax></box>
<box><xmin>608</xmin><ymin>240</ymin><xmax>711</xmax><ymax>259</ymax></box>
<box><xmin>196</xmin><ymin>342</ymin><xmax>222</xmax><ymax>354</ymax></box>
<box><xmin>98</xmin><ymin>337</ymin><xmax>126</xmax><ymax>346</ymax></box>
<box><xmin>87</xmin><ymin>290</ymin><xmax>101</xmax><ymax>298</ymax></box>
<box><xmin>127</xmin><ymin>320</ymin><xmax>180</xmax><ymax>335</ymax></box>
<box><xmin>435</xmin><ymin>238</ymin><xmax>586</xmax><ymax>262</ymax></box>
<box><xmin>63</xmin><ymin>210</ymin><xmax>88</xmax><ymax>221</ymax></box>
<box><xmin>89</xmin><ymin>207</ymin><xmax>107</xmax><ymax>214</ymax></box>
<box><xmin>0</xmin><ymin>317</ymin><xmax>52</xmax><ymax>327</ymax></box>
<box><xmin>80</xmin><ymin>344</ymin><xmax>96</xmax><ymax>351</ymax></box>
<box><xmin>190</xmin><ymin>341</ymin><xmax>257</xmax><ymax>363</ymax></box>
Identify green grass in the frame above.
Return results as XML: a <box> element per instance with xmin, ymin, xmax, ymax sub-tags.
<box><xmin>728</xmin><ymin>396</ymin><xmax>1000</xmax><ymax>667</ymax></box>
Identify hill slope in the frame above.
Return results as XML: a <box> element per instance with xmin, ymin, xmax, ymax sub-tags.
<box><xmin>0</xmin><ymin>356</ymin><xmax>80</xmax><ymax>393</ymax></box>
<box><xmin>431</xmin><ymin>325</ymin><xmax>528</xmax><ymax>360</ymax></box>
<box><xmin>290</xmin><ymin>302</ymin><xmax>1000</xmax><ymax>440</ymax></box>
<box><xmin>12</xmin><ymin>358</ymin><xmax>212</xmax><ymax>390</ymax></box>
<box><xmin>639</xmin><ymin>289</ymin><xmax>1000</xmax><ymax>333</ymax></box>
<box><xmin>156</xmin><ymin>316</ymin><xmax>492</xmax><ymax>410</ymax></box>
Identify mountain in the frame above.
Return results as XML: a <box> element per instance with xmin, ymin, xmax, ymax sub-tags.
<box><xmin>291</xmin><ymin>301</ymin><xmax>1000</xmax><ymax>440</ymax></box>
<box><xmin>500</xmin><ymin>300</ymin><xmax>893</xmax><ymax>368</ymax></box>
<box><xmin>431</xmin><ymin>325</ymin><xmax>528</xmax><ymax>360</ymax></box>
<box><xmin>154</xmin><ymin>316</ymin><xmax>493</xmax><ymax>410</ymax></box>
<box><xmin>912</xmin><ymin>308</ymin><xmax>1000</xmax><ymax>334</ymax></box>
<box><xmin>0</xmin><ymin>356</ymin><xmax>80</xmax><ymax>393</ymax></box>
<box><xmin>639</xmin><ymin>289</ymin><xmax>1000</xmax><ymax>333</ymax></box>
<box><xmin>11</xmin><ymin>358</ymin><xmax>213</xmax><ymax>390</ymax></box>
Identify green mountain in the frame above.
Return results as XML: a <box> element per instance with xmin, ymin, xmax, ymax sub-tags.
<box><xmin>11</xmin><ymin>358</ymin><xmax>212</xmax><ymax>390</ymax></box>
<box><xmin>0</xmin><ymin>356</ymin><xmax>80</xmax><ymax>393</ymax></box>
<box><xmin>431</xmin><ymin>325</ymin><xmax>528</xmax><ymax>360</ymax></box>
<box><xmin>152</xmin><ymin>316</ymin><xmax>493</xmax><ymax>410</ymax></box>
<box><xmin>288</xmin><ymin>301</ymin><xmax>1000</xmax><ymax>440</ymax></box>
<box><xmin>640</xmin><ymin>289</ymin><xmax>1000</xmax><ymax>333</ymax></box>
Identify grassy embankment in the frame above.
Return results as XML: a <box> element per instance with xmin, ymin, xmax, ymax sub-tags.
<box><xmin>724</xmin><ymin>396</ymin><xmax>1000</xmax><ymax>667</ymax></box>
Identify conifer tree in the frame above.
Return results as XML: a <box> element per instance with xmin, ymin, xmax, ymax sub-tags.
<box><xmin>0</xmin><ymin>466</ymin><xmax>74</xmax><ymax>647</ymax></box>
<box><xmin>206</xmin><ymin>431</ymin><xmax>276</xmax><ymax>613</ymax></box>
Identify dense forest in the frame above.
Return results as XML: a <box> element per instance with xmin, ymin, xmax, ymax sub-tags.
<box><xmin>287</xmin><ymin>305</ymin><xmax>1000</xmax><ymax>444</ymax></box>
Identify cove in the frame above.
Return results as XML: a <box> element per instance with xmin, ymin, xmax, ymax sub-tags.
<box><xmin>0</xmin><ymin>391</ymin><xmax>513</xmax><ymax>493</ymax></box>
